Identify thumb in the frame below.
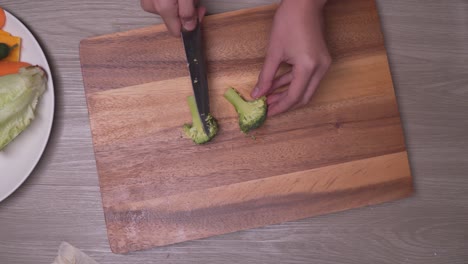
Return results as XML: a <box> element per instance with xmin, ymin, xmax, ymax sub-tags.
<box><xmin>252</xmin><ymin>52</ymin><xmax>281</xmax><ymax>98</ymax></box>
<box><xmin>198</xmin><ymin>6</ymin><xmax>207</xmax><ymax>21</ymax></box>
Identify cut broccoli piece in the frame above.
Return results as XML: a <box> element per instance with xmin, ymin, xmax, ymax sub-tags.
<box><xmin>224</xmin><ymin>87</ymin><xmax>267</xmax><ymax>133</ymax></box>
<box><xmin>183</xmin><ymin>95</ymin><xmax>218</xmax><ymax>144</ymax></box>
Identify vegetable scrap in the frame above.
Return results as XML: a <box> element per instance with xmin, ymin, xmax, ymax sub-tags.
<box><xmin>0</xmin><ymin>7</ymin><xmax>23</xmax><ymax>68</ymax></box>
<box><xmin>0</xmin><ymin>66</ymin><xmax>47</xmax><ymax>150</ymax></box>
<box><xmin>0</xmin><ymin>7</ymin><xmax>48</xmax><ymax>150</ymax></box>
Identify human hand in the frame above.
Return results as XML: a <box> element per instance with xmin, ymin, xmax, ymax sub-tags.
<box><xmin>251</xmin><ymin>0</ymin><xmax>331</xmax><ymax>116</ymax></box>
<box><xmin>141</xmin><ymin>0</ymin><xmax>206</xmax><ymax>36</ymax></box>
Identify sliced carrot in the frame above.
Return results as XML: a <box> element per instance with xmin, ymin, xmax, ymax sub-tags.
<box><xmin>0</xmin><ymin>8</ymin><xmax>5</xmax><ymax>28</ymax></box>
<box><xmin>0</xmin><ymin>33</ymin><xmax>21</xmax><ymax>61</ymax></box>
<box><xmin>0</xmin><ymin>61</ymin><xmax>31</xmax><ymax>76</ymax></box>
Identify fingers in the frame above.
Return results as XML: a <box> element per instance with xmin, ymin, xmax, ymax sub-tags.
<box><xmin>265</xmin><ymin>71</ymin><xmax>293</xmax><ymax>104</ymax></box>
<box><xmin>150</xmin><ymin>0</ymin><xmax>180</xmax><ymax>36</ymax></box>
<box><xmin>252</xmin><ymin>51</ymin><xmax>282</xmax><ymax>98</ymax></box>
<box><xmin>178</xmin><ymin>0</ymin><xmax>197</xmax><ymax>31</ymax></box>
<box><xmin>142</xmin><ymin>0</ymin><xmax>204</xmax><ymax>37</ymax></box>
<box><xmin>267</xmin><ymin>67</ymin><xmax>312</xmax><ymax>116</ymax></box>
<box><xmin>302</xmin><ymin>63</ymin><xmax>330</xmax><ymax>104</ymax></box>
<box><xmin>267</xmin><ymin>56</ymin><xmax>331</xmax><ymax>117</ymax></box>
<box><xmin>266</xmin><ymin>71</ymin><xmax>308</xmax><ymax>106</ymax></box>
<box><xmin>271</xmin><ymin>71</ymin><xmax>293</xmax><ymax>91</ymax></box>
<box><xmin>197</xmin><ymin>6</ymin><xmax>207</xmax><ymax>22</ymax></box>
<box><xmin>141</xmin><ymin>0</ymin><xmax>157</xmax><ymax>13</ymax></box>
<box><xmin>267</xmin><ymin>91</ymin><xmax>284</xmax><ymax>105</ymax></box>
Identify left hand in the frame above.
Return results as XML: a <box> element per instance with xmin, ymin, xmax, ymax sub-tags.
<box><xmin>140</xmin><ymin>0</ymin><xmax>206</xmax><ymax>37</ymax></box>
<box><xmin>251</xmin><ymin>0</ymin><xmax>331</xmax><ymax>116</ymax></box>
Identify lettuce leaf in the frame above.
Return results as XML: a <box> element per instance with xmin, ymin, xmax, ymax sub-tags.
<box><xmin>0</xmin><ymin>66</ymin><xmax>47</xmax><ymax>150</ymax></box>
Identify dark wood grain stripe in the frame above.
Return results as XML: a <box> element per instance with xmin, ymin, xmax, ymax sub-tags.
<box><xmin>92</xmin><ymin>85</ymin><xmax>404</xmax><ymax>205</ymax></box>
<box><xmin>80</xmin><ymin>0</ymin><xmax>385</xmax><ymax>93</ymax></box>
<box><xmin>103</xmin><ymin>152</ymin><xmax>412</xmax><ymax>253</ymax></box>
<box><xmin>106</xmin><ymin>178</ymin><xmax>412</xmax><ymax>225</ymax></box>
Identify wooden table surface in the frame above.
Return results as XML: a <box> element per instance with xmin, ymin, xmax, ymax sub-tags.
<box><xmin>0</xmin><ymin>0</ymin><xmax>467</xmax><ymax>263</ymax></box>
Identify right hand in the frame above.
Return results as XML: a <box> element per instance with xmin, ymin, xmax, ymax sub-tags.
<box><xmin>251</xmin><ymin>0</ymin><xmax>331</xmax><ymax>116</ymax></box>
<box><xmin>141</xmin><ymin>0</ymin><xmax>206</xmax><ymax>37</ymax></box>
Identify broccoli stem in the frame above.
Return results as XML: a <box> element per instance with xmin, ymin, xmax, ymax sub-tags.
<box><xmin>224</xmin><ymin>87</ymin><xmax>249</xmax><ymax>111</ymax></box>
<box><xmin>187</xmin><ymin>96</ymin><xmax>203</xmax><ymax>129</ymax></box>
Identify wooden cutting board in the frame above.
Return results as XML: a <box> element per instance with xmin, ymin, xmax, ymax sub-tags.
<box><xmin>80</xmin><ymin>0</ymin><xmax>413</xmax><ymax>254</ymax></box>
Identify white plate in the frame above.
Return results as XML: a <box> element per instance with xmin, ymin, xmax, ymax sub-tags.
<box><xmin>0</xmin><ymin>10</ymin><xmax>55</xmax><ymax>202</ymax></box>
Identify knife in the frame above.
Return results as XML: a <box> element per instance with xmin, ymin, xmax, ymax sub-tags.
<box><xmin>181</xmin><ymin>20</ymin><xmax>211</xmax><ymax>135</ymax></box>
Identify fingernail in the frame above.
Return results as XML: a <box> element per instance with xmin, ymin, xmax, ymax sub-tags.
<box><xmin>251</xmin><ymin>87</ymin><xmax>260</xmax><ymax>98</ymax></box>
<box><xmin>182</xmin><ymin>18</ymin><xmax>197</xmax><ymax>31</ymax></box>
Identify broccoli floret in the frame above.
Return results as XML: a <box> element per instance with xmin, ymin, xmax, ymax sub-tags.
<box><xmin>224</xmin><ymin>87</ymin><xmax>267</xmax><ymax>133</ymax></box>
<box><xmin>183</xmin><ymin>96</ymin><xmax>218</xmax><ymax>144</ymax></box>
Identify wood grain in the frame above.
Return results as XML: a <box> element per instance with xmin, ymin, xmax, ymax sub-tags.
<box><xmin>1</xmin><ymin>0</ymin><xmax>467</xmax><ymax>263</ymax></box>
<box><xmin>106</xmin><ymin>152</ymin><xmax>412</xmax><ymax>251</ymax></box>
<box><xmin>80</xmin><ymin>0</ymin><xmax>413</xmax><ymax>253</ymax></box>
<box><xmin>80</xmin><ymin>0</ymin><xmax>384</xmax><ymax>93</ymax></box>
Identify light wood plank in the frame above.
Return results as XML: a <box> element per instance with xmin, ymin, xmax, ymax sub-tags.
<box><xmin>105</xmin><ymin>152</ymin><xmax>411</xmax><ymax>252</ymax></box>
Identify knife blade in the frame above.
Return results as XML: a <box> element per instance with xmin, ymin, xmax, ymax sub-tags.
<box><xmin>181</xmin><ymin>20</ymin><xmax>210</xmax><ymax>135</ymax></box>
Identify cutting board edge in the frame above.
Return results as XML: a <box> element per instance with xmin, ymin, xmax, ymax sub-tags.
<box><xmin>109</xmin><ymin>183</ymin><xmax>413</xmax><ymax>254</ymax></box>
<box><xmin>103</xmin><ymin>150</ymin><xmax>413</xmax><ymax>254</ymax></box>
<box><xmin>78</xmin><ymin>0</ymin><xmax>414</xmax><ymax>254</ymax></box>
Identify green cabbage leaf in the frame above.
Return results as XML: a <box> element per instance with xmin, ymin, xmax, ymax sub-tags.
<box><xmin>0</xmin><ymin>66</ymin><xmax>47</xmax><ymax>150</ymax></box>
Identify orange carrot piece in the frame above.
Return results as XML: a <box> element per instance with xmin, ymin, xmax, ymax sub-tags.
<box><xmin>0</xmin><ymin>34</ymin><xmax>21</xmax><ymax>61</ymax></box>
<box><xmin>0</xmin><ymin>61</ymin><xmax>31</xmax><ymax>76</ymax></box>
<box><xmin>0</xmin><ymin>8</ymin><xmax>5</xmax><ymax>28</ymax></box>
